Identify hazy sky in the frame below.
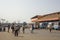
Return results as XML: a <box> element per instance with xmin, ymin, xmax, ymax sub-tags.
<box><xmin>0</xmin><ymin>0</ymin><xmax>60</xmax><ymax>23</ymax></box>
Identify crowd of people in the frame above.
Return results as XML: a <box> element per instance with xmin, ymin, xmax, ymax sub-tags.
<box><xmin>0</xmin><ymin>22</ymin><xmax>35</xmax><ymax>37</ymax></box>
<box><xmin>0</xmin><ymin>22</ymin><xmax>54</xmax><ymax>37</ymax></box>
<box><xmin>10</xmin><ymin>22</ymin><xmax>34</xmax><ymax>37</ymax></box>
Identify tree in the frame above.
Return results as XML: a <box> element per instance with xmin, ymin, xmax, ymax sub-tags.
<box><xmin>23</xmin><ymin>22</ymin><xmax>27</xmax><ymax>26</ymax></box>
<box><xmin>1</xmin><ymin>19</ymin><xmax>5</xmax><ymax>23</ymax></box>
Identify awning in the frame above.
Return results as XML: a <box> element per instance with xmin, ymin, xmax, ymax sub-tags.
<box><xmin>38</xmin><ymin>17</ymin><xmax>60</xmax><ymax>22</ymax></box>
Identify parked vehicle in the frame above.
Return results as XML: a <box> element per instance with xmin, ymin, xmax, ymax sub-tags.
<box><xmin>39</xmin><ymin>22</ymin><xmax>48</xmax><ymax>29</ymax></box>
<box><xmin>52</xmin><ymin>22</ymin><xmax>60</xmax><ymax>30</ymax></box>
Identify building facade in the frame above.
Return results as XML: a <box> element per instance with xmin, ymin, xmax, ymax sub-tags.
<box><xmin>31</xmin><ymin>12</ymin><xmax>60</xmax><ymax>29</ymax></box>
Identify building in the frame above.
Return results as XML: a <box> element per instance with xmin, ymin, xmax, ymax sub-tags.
<box><xmin>31</xmin><ymin>15</ymin><xmax>43</xmax><ymax>28</ymax></box>
<box><xmin>38</xmin><ymin>12</ymin><xmax>60</xmax><ymax>22</ymax></box>
<box><xmin>31</xmin><ymin>12</ymin><xmax>60</xmax><ymax>29</ymax></box>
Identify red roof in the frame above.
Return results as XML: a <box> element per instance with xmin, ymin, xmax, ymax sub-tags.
<box><xmin>31</xmin><ymin>12</ymin><xmax>60</xmax><ymax>22</ymax></box>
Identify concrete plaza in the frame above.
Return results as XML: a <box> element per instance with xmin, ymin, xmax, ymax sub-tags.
<box><xmin>0</xmin><ymin>29</ymin><xmax>60</xmax><ymax>40</ymax></box>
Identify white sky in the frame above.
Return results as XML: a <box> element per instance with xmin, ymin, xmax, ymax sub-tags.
<box><xmin>0</xmin><ymin>0</ymin><xmax>60</xmax><ymax>23</ymax></box>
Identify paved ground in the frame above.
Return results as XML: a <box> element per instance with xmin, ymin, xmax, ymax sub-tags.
<box><xmin>0</xmin><ymin>28</ymin><xmax>60</xmax><ymax>40</ymax></box>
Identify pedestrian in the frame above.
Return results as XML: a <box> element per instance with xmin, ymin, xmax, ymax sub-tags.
<box><xmin>8</xmin><ymin>24</ymin><xmax>10</xmax><ymax>32</ymax></box>
<box><xmin>47</xmin><ymin>22</ymin><xmax>52</xmax><ymax>32</ymax></box>
<box><xmin>31</xmin><ymin>24</ymin><xmax>34</xmax><ymax>33</ymax></box>
<box><xmin>11</xmin><ymin>23</ymin><xmax>14</xmax><ymax>33</ymax></box>
<box><xmin>17</xmin><ymin>24</ymin><xmax>21</xmax><ymax>33</ymax></box>
<box><xmin>22</xmin><ymin>26</ymin><xmax>25</xmax><ymax>33</ymax></box>
<box><xmin>14</xmin><ymin>25</ymin><xmax>20</xmax><ymax>37</ymax></box>
<box><xmin>3</xmin><ymin>27</ymin><xmax>6</xmax><ymax>32</ymax></box>
<box><xmin>0</xmin><ymin>23</ymin><xmax>2</xmax><ymax>31</ymax></box>
<box><xmin>22</xmin><ymin>22</ymin><xmax>27</xmax><ymax>34</ymax></box>
<box><xmin>49</xmin><ymin>28</ymin><xmax>52</xmax><ymax>32</ymax></box>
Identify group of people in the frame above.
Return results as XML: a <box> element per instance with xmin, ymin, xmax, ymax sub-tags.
<box><xmin>0</xmin><ymin>22</ymin><xmax>35</xmax><ymax>37</ymax></box>
<box><xmin>0</xmin><ymin>23</ymin><xmax>6</xmax><ymax>32</ymax></box>
<box><xmin>0</xmin><ymin>22</ymin><xmax>53</xmax><ymax>37</ymax></box>
<box><xmin>11</xmin><ymin>23</ymin><xmax>22</xmax><ymax>37</ymax></box>
<box><xmin>0</xmin><ymin>22</ymin><xmax>54</xmax><ymax>37</ymax></box>
<box><xmin>10</xmin><ymin>23</ymin><xmax>35</xmax><ymax>37</ymax></box>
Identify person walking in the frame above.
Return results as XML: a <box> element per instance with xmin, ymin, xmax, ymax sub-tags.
<box><xmin>31</xmin><ymin>24</ymin><xmax>34</xmax><ymax>33</ymax></box>
<box><xmin>47</xmin><ymin>22</ymin><xmax>52</xmax><ymax>32</ymax></box>
<box><xmin>22</xmin><ymin>26</ymin><xmax>25</xmax><ymax>33</ymax></box>
<box><xmin>8</xmin><ymin>24</ymin><xmax>10</xmax><ymax>32</ymax></box>
<box><xmin>11</xmin><ymin>23</ymin><xmax>14</xmax><ymax>33</ymax></box>
<box><xmin>17</xmin><ymin>24</ymin><xmax>21</xmax><ymax>33</ymax></box>
<box><xmin>22</xmin><ymin>22</ymin><xmax>27</xmax><ymax>34</ymax></box>
<box><xmin>3</xmin><ymin>27</ymin><xmax>6</xmax><ymax>32</ymax></box>
<box><xmin>14</xmin><ymin>25</ymin><xmax>20</xmax><ymax>37</ymax></box>
<box><xmin>0</xmin><ymin>23</ymin><xmax>2</xmax><ymax>31</ymax></box>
